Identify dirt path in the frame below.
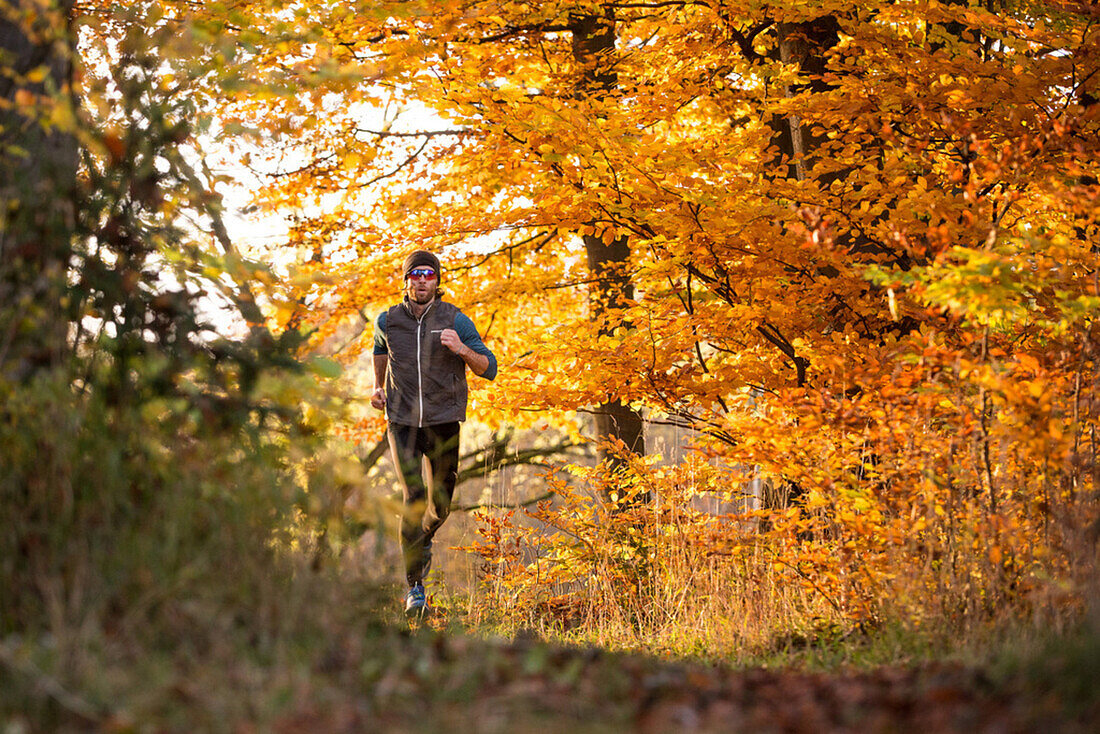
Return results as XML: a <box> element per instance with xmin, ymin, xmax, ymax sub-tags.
<box><xmin>270</xmin><ymin>631</ymin><xmax>1093</xmax><ymax>734</ymax></box>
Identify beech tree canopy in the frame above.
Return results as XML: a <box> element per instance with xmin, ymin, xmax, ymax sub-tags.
<box><xmin>35</xmin><ymin>0</ymin><xmax>1100</xmax><ymax>620</ymax></box>
<box><xmin>221</xmin><ymin>0</ymin><xmax>1099</xmax><ymax>617</ymax></box>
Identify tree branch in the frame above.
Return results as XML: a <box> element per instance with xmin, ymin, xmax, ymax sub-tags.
<box><xmin>454</xmin><ymin>491</ymin><xmax>553</xmax><ymax>513</ymax></box>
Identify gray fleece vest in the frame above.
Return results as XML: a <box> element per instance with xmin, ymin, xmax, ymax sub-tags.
<box><xmin>384</xmin><ymin>299</ymin><xmax>467</xmax><ymax>426</ymax></box>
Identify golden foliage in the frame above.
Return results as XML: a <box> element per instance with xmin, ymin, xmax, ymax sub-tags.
<box><xmin>161</xmin><ymin>0</ymin><xmax>1100</xmax><ymax>630</ymax></box>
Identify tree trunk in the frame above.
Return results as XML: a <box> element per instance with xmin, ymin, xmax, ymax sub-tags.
<box><xmin>767</xmin><ymin>18</ymin><xmax>841</xmax><ymax>183</ymax></box>
<box><xmin>0</xmin><ymin>0</ymin><xmax>78</xmax><ymax>380</ymax></box>
<box><xmin>570</xmin><ymin>6</ymin><xmax>646</xmax><ymax>483</ymax></box>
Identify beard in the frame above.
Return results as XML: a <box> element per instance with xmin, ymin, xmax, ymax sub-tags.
<box><xmin>408</xmin><ymin>283</ymin><xmax>436</xmax><ymax>305</ymax></box>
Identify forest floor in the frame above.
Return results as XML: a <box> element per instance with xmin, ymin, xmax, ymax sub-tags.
<box><xmin>6</xmin><ymin>614</ymin><xmax>1098</xmax><ymax>732</ymax></box>
<box><xmin>7</xmin><ymin>590</ymin><xmax>1098</xmax><ymax>733</ymax></box>
<box><xmin>261</xmin><ymin>613</ymin><xmax>1098</xmax><ymax>734</ymax></box>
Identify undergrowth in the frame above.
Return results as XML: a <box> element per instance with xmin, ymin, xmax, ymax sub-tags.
<box><xmin>2</xmin><ymin>370</ymin><xmax>1095</xmax><ymax>731</ymax></box>
<box><xmin>0</xmin><ymin>368</ymin><xmax>387</xmax><ymax>731</ymax></box>
<box><xmin>455</xmin><ymin>449</ymin><xmax>1100</xmax><ymax>672</ymax></box>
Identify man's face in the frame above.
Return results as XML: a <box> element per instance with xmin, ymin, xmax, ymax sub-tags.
<box><xmin>405</xmin><ymin>267</ymin><xmax>438</xmax><ymax>304</ymax></box>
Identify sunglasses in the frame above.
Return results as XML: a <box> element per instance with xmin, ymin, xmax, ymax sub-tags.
<box><xmin>407</xmin><ymin>267</ymin><xmax>437</xmax><ymax>281</ymax></box>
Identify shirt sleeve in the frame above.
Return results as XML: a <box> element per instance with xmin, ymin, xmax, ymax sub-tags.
<box><xmin>372</xmin><ymin>311</ymin><xmax>388</xmax><ymax>356</ymax></box>
<box><xmin>454</xmin><ymin>312</ymin><xmax>498</xmax><ymax>381</ymax></box>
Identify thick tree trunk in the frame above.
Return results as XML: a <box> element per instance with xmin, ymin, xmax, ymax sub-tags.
<box><xmin>751</xmin><ymin>17</ymin><xmax>841</xmax><ymax>396</ymax></box>
<box><xmin>584</xmin><ymin>231</ymin><xmax>645</xmax><ymax>463</ymax></box>
<box><xmin>768</xmin><ymin>18</ymin><xmax>841</xmax><ymax>183</ymax></box>
<box><xmin>570</xmin><ymin>6</ymin><xmax>646</xmax><ymax>483</ymax></box>
<box><xmin>0</xmin><ymin>0</ymin><xmax>78</xmax><ymax>379</ymax></box>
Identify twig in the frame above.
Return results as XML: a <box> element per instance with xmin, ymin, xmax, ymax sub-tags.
<box><xmin>455</xmin><ymin>491</ymin><xmax>553</xmax><ymax>513</ymax></box>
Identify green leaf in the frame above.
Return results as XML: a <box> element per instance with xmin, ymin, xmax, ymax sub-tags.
<box><xmin>308</xmin><ymin>357</ymin><xmax>342</xmax><ymax>379</ymax></box>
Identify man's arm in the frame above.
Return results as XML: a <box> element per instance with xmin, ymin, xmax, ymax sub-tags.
<box><xmin>440</xmin><ymin>312</ymin><xmax>497</xmax><ymax>379</ymax></box>
<box><xmin>441</xmin><ymin>331</ymin><xmax>490</xmax><ymax>376</ymax></box>
<box><xmin>371</xmin><ymin>312</ymin><xmax>388</xmax><ymax>410</ymax></box>
<box><xmin>372</xmin><ymin>353</ymin><xmax>388</xmax><ymax>392</ymax></box>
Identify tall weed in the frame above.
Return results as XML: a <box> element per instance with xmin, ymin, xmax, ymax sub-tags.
<box><xmin>461</xmin><ymin>458</ymin><xmax>840</xmax><ymax>658</ymax></box>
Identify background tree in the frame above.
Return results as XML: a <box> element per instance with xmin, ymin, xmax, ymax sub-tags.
<box><xmin>2</xmin><ymin>0</ymin><xmax>352</xmax><ymax>637</ymax></box>
<box><xmin>570</xmin><ymin>6</ymin><xmax>646</xmax><ymax>474</ymax></box>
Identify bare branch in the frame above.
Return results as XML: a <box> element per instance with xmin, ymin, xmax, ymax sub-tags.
<box><xmin>354</xmin><ymin>127</ymin><xmax>474</xmax><ymax>139</ymax></box>
<box><xmin>454</xmin><ymin>491</ymin><xmax>553</xmax><ymax>513</ymax></box>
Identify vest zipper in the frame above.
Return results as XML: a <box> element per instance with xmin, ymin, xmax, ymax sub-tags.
<box><xmin>416</xmin><ymin>314</ymin><xmax>423</xmax><ymax>427</ymax></box>
<box><xmin>413</xmin><ymin>300</ymin><xmax>434</xmax><ymax>428</ymax></box>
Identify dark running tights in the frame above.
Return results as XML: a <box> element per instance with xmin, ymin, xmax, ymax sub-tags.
<box><xmin>387</xmin><ymin>422</ymin><xmax>461</xmax><ymax>586</ymax></box>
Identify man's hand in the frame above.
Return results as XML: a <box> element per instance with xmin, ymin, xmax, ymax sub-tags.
<box><xmin>440</xmin><ymin>328</ymin><xmax>490</xmax><ymax>376</ymax></box>
<box><xmin>371</xmin><ymin>387</ymin><xmax>386</xmax><ymax>410</ymax></box>
<box><xmin>440</xmin><ymin>328</ymin><xmax>465</xmax><ymax>355</ymax></box>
